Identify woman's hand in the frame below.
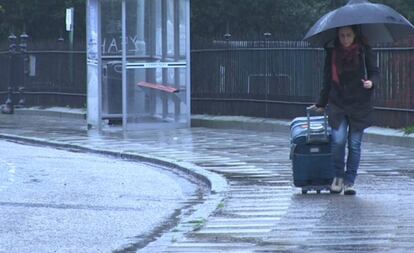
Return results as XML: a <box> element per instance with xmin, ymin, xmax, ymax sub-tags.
<box><xmin>361</xmin><ymin>79</ymin><xmax>373</xmax><ymax>89</ymax></box>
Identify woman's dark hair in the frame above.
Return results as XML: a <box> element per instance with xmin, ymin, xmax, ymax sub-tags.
<box><xmin>333</xmin><ymin>25</ymin><xmax>368</xmax><ymax>47</ymax></box>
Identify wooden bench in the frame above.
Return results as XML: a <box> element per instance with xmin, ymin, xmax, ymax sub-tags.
<box><xmin>137</xmin><ymin>81</ymin><xmax>179</xmax><ymax>93</ymax></box>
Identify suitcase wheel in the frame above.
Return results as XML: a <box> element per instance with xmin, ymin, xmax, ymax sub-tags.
<box><xmin>316</xmin><ymin>190</ymin><xmax>321</xmax><ymax>194</ymax></box>
<box><xmin>301</xmin><ymin>189</ymin><xmax>308</xmax><ymax>194</ymax></box>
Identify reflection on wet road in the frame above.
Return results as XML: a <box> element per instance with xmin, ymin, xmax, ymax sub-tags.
<box><xmin>0</xmin><ymin>114</ymin><xmax>413</xmax><ymax>252</ymax></box>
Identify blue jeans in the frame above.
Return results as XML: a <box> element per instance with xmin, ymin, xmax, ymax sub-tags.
<box><xmin>331</xmin><ymin>116</ymin><xmax>364</xmax><ymax>185</ymax></box>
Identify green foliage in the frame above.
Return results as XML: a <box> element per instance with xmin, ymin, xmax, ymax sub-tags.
<box><xmin>191</xmin><ymin>0</ymin><xmax>331</xmax><ymax>40</ymax></box>
<box><xmin>188</xmin><ymin>218</ymin><xmax>206</xmax><ymax>230</ymax></box>
<box><xmin>191</xmin><ymin>0</ymin><xmax>414</xmax><ymax>41</ymax></box>
<box><xmin>0</xmin><ymin>0</ymin><xmax>85</xmax><ymax>43</ymax></box>
<box><xmin>1</xmin><ymin>0</ymin><xmax>414</xmax><ymax>45</ymax></box>
<box><xmin>375</xmin><ymin>0</ymin><xmax>414</xmax><ymax>22</ymax></box>
<box><xmin>403</xmin><ymin>126</ymin><xmax>414</xmax><ymax>135</ymax></box>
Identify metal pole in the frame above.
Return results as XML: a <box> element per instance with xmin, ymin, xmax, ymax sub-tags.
<box><xmin>96</xmin><ymin>0</ymin><xmax>103</xmax><ymax>132</ymax></box>
<box><xmin>224</xmin><ymin>32</ymin><xmax>231</xmax><ymax>95</ymax></box>
<box><xmin>68</xmin><ymin>7</ymin><xmax>75</xmax><ymax>88</ymax></box>
<box><xmin>17</xmin><ymin>32</ymin><xmax>29</xmax><ymax>108</ymax></box>
<box><xmin>122</xmin><ymin>0</ymin><xmax>127</xmax><ymax>131</ymax></box>
<box><xmin>2</xmin><ymin>34</ymin><xmax>17</xmax><ymax>114</ymax></box>
<box><xmin>161</xmin><ymin>0</ymin><xmax>168</xmax><ymax>120</ymax></box>
<box><xmin>264</xmin><ymin>32</ymin><xmax>271</xmax><ymax>95</ymax></box>
<box><xmin>57</xmin><ymin>36</ymin><xmax>65</xmax><ymax>104</ymax></box>
<box><xmin>185</xmin><ymin>0</ymin><xmax>191</xmax><ymax>127</ymax></box>
<box><xmin>264</xmin><ymin>32</ymin><xmax>271</xmax><ymax>117</ymax></box>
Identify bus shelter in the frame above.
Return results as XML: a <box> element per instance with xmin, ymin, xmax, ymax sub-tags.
<box><xmin>86</xmin><ymin>0</ymin><xmax>190</xmax><ymax>131</ymax></box>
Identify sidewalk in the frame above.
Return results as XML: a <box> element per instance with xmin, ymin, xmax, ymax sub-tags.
<box><xmin>191</xmin><ymin>114</ymin><xmax>414</xmax><ymax>148</ymax></box>
<box><xmin>1</xmin><ymin>108</ymin><xmax>414</xmax><ymax>253</ymax></box>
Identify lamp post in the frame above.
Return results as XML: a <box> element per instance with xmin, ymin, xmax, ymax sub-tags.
<box><xmin>1</xmin><ymin>34</ymin><xmax>17</xmax><ymax>114</ymax></box>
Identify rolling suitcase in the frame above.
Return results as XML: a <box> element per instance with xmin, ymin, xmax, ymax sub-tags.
<box><xmin>289</xmin><ymin>107</ymin><xmax>333</xmax><ymax>194</ymax></box>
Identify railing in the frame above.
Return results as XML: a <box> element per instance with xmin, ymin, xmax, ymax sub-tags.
<box><xmin>23</xmin><ymin>50</ymin><xmax>86</xmax><ymax>106</ymax></box>
<box><xmin>0</xmin><ymin>41</ymin><xmax>86</xmax><ymax>108</ymax></box>
<box><xmin>1</xmin><ymin>38</ymin><xmax>413</xmax><ymax>128</ymax></box>
<box><xmin>191</xmin><ymin>40</ymin><xmax>414</xmax><ymax>128</ymax></box>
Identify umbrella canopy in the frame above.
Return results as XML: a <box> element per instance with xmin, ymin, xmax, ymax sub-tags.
<box><xmin>304</xmin><ymin>0</ymin><xmax>414</xmax><ymax>46</ymax></box>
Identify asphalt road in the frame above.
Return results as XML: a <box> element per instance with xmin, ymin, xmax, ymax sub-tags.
<box><xmin>0</xmin><ymin>139</ymin><xmax>202</xmax><ymax>253</ymax></box>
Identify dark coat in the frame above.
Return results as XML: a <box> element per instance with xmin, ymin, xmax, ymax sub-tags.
<box><xmin>316</xmin><ymin>46</ymin><xmax>380</xmax><ymax>131</ymax></box>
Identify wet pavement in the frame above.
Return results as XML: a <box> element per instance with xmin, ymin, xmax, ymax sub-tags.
<box><xmin>0</xmin><ymin>111</ymin><xmax>413</xmax><ymax>253</ymax></box>
<box><xmin>0</xmin><ymin>140</ymin><xmax>202</xmax><ymax>253</ymax></box>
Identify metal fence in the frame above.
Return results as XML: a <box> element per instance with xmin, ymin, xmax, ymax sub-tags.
<box><xmin>0</xmin><ymin>39</ymin><xmax>86</xmax><ymax>108</ymax></box>
<box><xmin>191</xmin><ymin>40</ymin><xmax>414</xmax><ymax>128</ymax></box>
<box><xmin>1</xmin><ymin>37</ymin><xmax>413</xmax><ymax>128</ymax></box>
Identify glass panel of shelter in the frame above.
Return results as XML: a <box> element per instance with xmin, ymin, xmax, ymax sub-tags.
<box><xmin>125</xmin><ymin>0</ymin><xmax>188</xmax><ymax>130</ymax></box>
<box><xmin>101</xmin><ymin>0</ymin><xmax>122</xmax><ymax>124</ymax></box>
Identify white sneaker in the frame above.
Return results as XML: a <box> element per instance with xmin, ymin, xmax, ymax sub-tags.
<box><xmin>330</xmin><ymin>177</ymin><xmax>343</xmax><ymax>193</ymax></box>
<box><xmin>344</xmin><ymin>184</ymin><xmax>356</xmax><ymax>195</ymax></box>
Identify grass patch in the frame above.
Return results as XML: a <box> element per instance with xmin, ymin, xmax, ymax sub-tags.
<box><xmin>403</xmin><ymin>125</ymin><xmax>414</xmax><ymax>135</ymax></box>
<box><xmin>188</xmin><ymin>218</ymin><xmax>206</xmax><ymax>230</ymax></box>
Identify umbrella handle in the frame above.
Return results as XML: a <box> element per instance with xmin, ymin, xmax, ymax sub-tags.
<box><xmin>362</xmin><ymin>49</ymin><xmax>368</xmax><ymax>80</ymax></box>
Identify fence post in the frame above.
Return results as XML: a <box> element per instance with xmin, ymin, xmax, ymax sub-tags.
<box><xmin>264</xmin><ymin>32</ymin><xmax>272</xmax><ymax>117</ymax></box>
<box><xmin>57</xmin><ymin>36</ymin><xmax>65</xmax><ymax>101</ymax></box>
<box><xmin>224</xmin><ymin>33</ymin><xmax>231</xmax><ymax>94</ymax></box>
<box><xmin>58</xmin><ymin>36</ymin><xmax>65</xmax><ymax>49</ymax></box>
<box><xmin>264</xmin><ymin>32</ymin><xmax>271</xmax><ymax>95</ymax></box>
<box><xmin>1</xmin><ymin>34</ymin><xmax>17</xmax><ymax>114</ymax></box>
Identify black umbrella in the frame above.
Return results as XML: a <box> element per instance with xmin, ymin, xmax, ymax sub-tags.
<box><xmin>304</xmin><ymin>0</ymin><xmax>414</xmax><ymax>46</ymax></box>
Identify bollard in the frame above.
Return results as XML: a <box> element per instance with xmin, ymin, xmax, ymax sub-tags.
<box><xmin>2</xmin><ymin>87</ymin><xmax>14</xmax><ymax>114</ymax></box>
<box><xmin>17</xmin><ymin>87</ymin><xmax>25</xmax><ymax>108</ymax></box>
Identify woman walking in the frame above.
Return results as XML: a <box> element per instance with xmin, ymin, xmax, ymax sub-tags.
<box><xmin>310</xmin><ymin>25</ymin><xmax>380</xmax><ymax>195</ymax></box>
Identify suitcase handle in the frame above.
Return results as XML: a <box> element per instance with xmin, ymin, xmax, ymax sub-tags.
<box><xmin>305</xmin><ymin>106</ymin><xmax>329</xmax><ymax>143</ymax></box>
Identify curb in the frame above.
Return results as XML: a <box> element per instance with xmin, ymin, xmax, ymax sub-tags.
<box><xmin>14</xmin><ymin>108</ymin><xmax>87</xmax><ymax>119</ymax></box>
<box><xmin>0</xmin><ymin>133</ymin><xmax>228</xmax><ymax>252</ymax></box>
<box><xmin>191</xmin><ymin>114</ymin><xmax>414</xmax><ymax>148</ymax></box>
<box><xmin>363</xmin><ymin>126</ymin><xmax>414</xmax><ymax>148</ymax></box>
<box><xmin>0</xmin><ymin>132</ymin><xmax>227</xmax><ymax>198</ymax></box>
<box><xmin>6</xmin><ymin>108</ymin><xmax>414</xmax><ymax>148</ymax></box>
<box><xmin>191</xmin><ymin>114</ymin><xmax>290</xmax><ymax>133</ymax></box>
